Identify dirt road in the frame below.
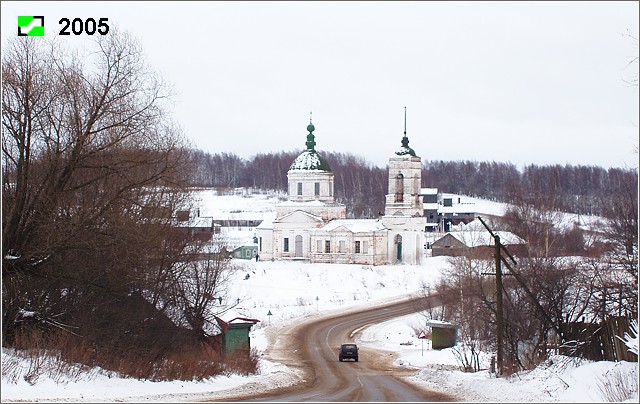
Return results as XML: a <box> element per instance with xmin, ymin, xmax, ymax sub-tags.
<box><xmin>207</xmin><ymin>295</ymin><xmax>457</xmax><ymax>402</ymax></box>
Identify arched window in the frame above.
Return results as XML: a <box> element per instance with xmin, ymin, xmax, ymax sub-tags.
<box><xmin>395</xmin><ymin>173</ymin><xmax>404</xmax><ymax>203</ymax></box>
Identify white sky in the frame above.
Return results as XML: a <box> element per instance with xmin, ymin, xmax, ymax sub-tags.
<box><xmin>2</xmin><ymin>1</ymin><xmax>639</xmax><ymax>169</ymax></box>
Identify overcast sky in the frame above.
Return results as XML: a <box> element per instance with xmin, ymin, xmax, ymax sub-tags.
<box><xmin>2</xmin><ymin>1</ymin><xmax>638</xmax><ymax>169</ymax></box>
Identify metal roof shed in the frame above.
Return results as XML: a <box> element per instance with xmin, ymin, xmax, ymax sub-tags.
<box><xmin>426</xmin><ymin>320</ymin><xmax>458</xmax><ymax>349</ymax></box>
<box><xmin>214</xmin><ymin>315</ymin><xmax>260</xmax><ymax>354</ymax></box>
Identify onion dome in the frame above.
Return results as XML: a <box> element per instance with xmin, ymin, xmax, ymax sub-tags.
<box><xmin>396</xmin><ymin>135</ymin><xmax>416</xmax><ymax>157</ymax></box>
<box><xmin>289</xmin><ymin>120</ymin><xmax>332</xmax><ymax>172</ymax></box>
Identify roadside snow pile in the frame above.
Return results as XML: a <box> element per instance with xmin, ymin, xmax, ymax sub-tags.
<box><xmin>357</xmin><ymin>313</ymin><xmax>639</xmax><ymax>403</ymax></box>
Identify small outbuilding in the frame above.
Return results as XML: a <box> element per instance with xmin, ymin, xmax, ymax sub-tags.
<box><xmin>214</xmin><ymin>314</ymin><xmax>260</xmax><ymax>354</ymax></box>
<box><xmin>426</xmin><ymin>320</ymin><xmax>458</xmax><ymax>349</ymax></box>
<box><xmin>232</xmin><ymin>244</ymin><xmax>259</xmax><ymax>260</ymax></box>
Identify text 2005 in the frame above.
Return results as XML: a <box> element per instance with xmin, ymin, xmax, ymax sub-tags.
<box><xmin>59</xmin><ymin>18</ymin><xmax>109</xmax><ymax>35</ymax></box>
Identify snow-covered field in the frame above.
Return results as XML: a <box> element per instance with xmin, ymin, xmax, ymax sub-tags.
<box><xmin>2</xmin><ymin>191</ymin><xmax>637</xmax><ymax>402</ymax></box>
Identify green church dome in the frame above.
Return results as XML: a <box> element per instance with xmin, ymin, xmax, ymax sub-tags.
<box><xmin>395</xmin><ymin>135</ymin><xmax>416</xmax><ymax>157</ymax></box>
<box><xmin>289</xmin><ymin>121</ymin><xmax>332</xmax><ymax>172</ymax></box>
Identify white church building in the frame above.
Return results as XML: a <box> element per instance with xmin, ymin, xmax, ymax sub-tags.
<box><xmin>256</xmin><ymin>116</ymin><xmax>427</xmax><ymax>266</ymax></box>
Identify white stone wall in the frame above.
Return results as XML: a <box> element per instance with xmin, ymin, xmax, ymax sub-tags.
<box><xmin>256</xmin><ymin>226</ymin><xmax>274</xmax><ymax>260</ymax></box>
<box><xmin>385</xmin><ymin>155</ymin><xmax>424</xmax><ymax>217</ymax></box>
<box><xmin>382</xmin><ymin>153</ymin><xmax>427</xmax><ymax>265</ymax></box>
<box><xmin>287</xmin><ymin>170</ymin><xmax>335</xmax><ymax>203</ymax></box>
<box><xmin>309</xmin><ymin>230</ymin><xmax>388</xmax><ymax>265</ymax></box>
<box><xmin>386</xmin><ymin>227</ymin><xmax>426</xmax><ymax>265</ymax></box>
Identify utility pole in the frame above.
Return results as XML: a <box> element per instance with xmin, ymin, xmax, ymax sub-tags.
<box><xmin>494</xmin><ymin>234</ymin><xmax>504</xmax><ymax>376</ymax></box>
<box><xmin>478</xmin><ymin>215</ymin><xmax>565</xmax><ymax>377</ymax></box>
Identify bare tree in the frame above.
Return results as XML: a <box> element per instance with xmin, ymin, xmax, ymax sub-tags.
<box><xmin>1</xmin><ymin>31</ymin><xmax>193</xmax><ymax>362</ymax></box>
<box><xmin>178</xmin><ymin>253</ymin><xmax>237</xmax><ymax>340</ymax></box>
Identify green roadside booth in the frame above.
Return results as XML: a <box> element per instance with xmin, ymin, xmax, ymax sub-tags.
<box><xmin>214</xmin><ymin>315</ymin><xmax>260</xmax><ymax>354</ymax></box>
<box><xmin>426</xmin><ymin>320</ymin><xmax>458</xmax><ymax>349</ymax></box>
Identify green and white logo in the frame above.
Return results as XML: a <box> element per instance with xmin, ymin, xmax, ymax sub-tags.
<box><xmin>18</xmin><ymin>16</ymin><xmax>44</xmax><ymax>36</ymax></box>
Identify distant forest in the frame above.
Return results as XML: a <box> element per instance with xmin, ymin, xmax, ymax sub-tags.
<box><xmin>187</xmin><ymin>149</ymin><xmax>638</xmax><ymax>219</ymax></box>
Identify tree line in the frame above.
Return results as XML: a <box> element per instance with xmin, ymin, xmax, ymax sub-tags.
<box><xmin>187</xmin><ymin>149</ymin><xmax>637</xmax><ymax>217</ymax></box>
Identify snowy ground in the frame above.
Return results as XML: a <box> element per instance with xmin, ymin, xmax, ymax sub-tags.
<box><xmin>2</xmin><ymin>258</ymin><xmax>638</xmax><ymax>403</ymax></box>
<box><xmin>2</xmin><ymin>191</ymin><xmax>637</xmax><ymax>402</ymax></box>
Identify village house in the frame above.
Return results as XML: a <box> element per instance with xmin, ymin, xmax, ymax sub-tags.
<box><xmin>430</xmin><ymin>219</ymin><xmax>526</xmax><ymax>258</ymax></box>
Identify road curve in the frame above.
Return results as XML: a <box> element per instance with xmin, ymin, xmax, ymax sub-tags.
<box><xmin>210</xmin><ymin>295</ymin><xmax>456</xmax><ymax>402</ymax></box>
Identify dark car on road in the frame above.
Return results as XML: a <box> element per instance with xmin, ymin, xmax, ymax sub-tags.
<box><xmin>338</xmin><ymin>343</ymin><xmax>359</xmax><ymax>362</ymax></box>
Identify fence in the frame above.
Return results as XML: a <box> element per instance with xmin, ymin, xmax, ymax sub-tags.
<box><xmin>560</xmin><ymin>315</ymin><xmax>638</xmax><ymax>362</ymax></box>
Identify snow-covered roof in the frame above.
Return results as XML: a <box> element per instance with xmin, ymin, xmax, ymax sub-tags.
<box><xmin>420</xmin><ymin>188</ymin><xmax>438</xmax><ymax>194</ymax></box>
<box><xmin>315</xmin><ymin>219</ymin><xmax>387</xmax><ymax>233</ymax></box>
<box><xmin>256</xmin><ymin>212</ymin><xmax>276</xmax><ymax>230</ymax></box>
<box><xmin>277</xmin><ymin>200</ymin><xmax>330</xmax><ymax>208</ymax></box>
<box><xmin>447</xmin><ymin>230</ymin><xmax>525</xmax><ymax>247</ymax></box>
<box><xmin>192</xmin><ymin>189</ymin><xmax>282</xmax><ymax>219</ymax></box>
<box><xmin>425</xmin><ymin>319</ymin><xmax>458</xmax><ymax>328</ymax></box>
<box><xmin>175</xmin><ymin>217</ymin><xmax>215</xmax><ymax>228</ymax></box>
<box><xmin>438</xmin><ymin>219</ymin><xmax>525</xmax><ymax>247</ymax></box>
<box><xmin>214</xmin><ymin>310</ymin><xmax>260</xmax><ymax>331</ymax></box>
<box><xmin>440</xmin><ymin>193</ymin><xmax>507</xmax><ymax>217</ymax></box>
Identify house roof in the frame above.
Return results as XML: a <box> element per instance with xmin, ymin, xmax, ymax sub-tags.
<box><xmin>214</xmin><ymin>314</ymin><xmax>260</xmax><ymax>332</ymax></box>
<box><xmin>446</xmin><ymin>230</ymin><xmax>524</xmax><ymax>247</ymax></box>
<box><xmin>174</xmin><ymin>217</ymin><xmax>216</xmax><ymax>228</ymax></box>
<box><xmin>232</xmin><ymin>243</ymin><xmax>258</xmax><ymax>252</ymax></box>
<box><xmin>437</xmin><ymin>218</ymin><xmax>526</xmax><ymax>247</ymax></box>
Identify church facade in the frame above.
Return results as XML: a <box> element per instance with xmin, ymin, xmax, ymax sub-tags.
<box><xmin>256</xmin><ymin>117</ymin><xmax>427</xmax><ymax>265</ymax></box>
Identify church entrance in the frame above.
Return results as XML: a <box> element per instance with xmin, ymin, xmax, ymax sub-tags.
<box><xmin>295</xmin><ymin>235</ymin><xmax>303</xmax><ymax>258</ymax></box>
<box><xmin>395</xmin><ymin>234</ymin><xmax>403</xmax><ymax>262</ymax></box>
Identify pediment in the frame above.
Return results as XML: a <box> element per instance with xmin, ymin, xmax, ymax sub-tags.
<box><xmin>325</xmin><ymin>225</ymin><xmax>351</xmax><ymax>233</ymax></box>
<box><xmin>276</xmin><ymin>210</ymin><xmax>323</xmax><ymax>224</ymax></box>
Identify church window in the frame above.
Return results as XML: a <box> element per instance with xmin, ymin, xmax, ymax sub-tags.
<box><xmin>395</xmin><ymin>173</ymin><xmax>404</xmax><ymax>203</ymax></box>
<box><xmin>297</xmin><ymin>182</ymin><xmax>302</xmax><ymax>195</ymax></box>
<box><xmin>325</xmin><ymin>240</ymin><xmax>331</xmax><ymax>253</ymax></box>
<box><xmin>355</xmin><ymin>241</ymin><xmax>361</xmax><ymax>253</ymax></box>
<box><xmin>314</xmin><ymin>182</ymin><xmax>320</xmax><ymax>196</ymax></box>
<box><xmin>283</xmin><ymin>237</ymin><xmax>289</xmax><ymax>252</ymax></box>
<box><xmin>295</xmin><ymin>235</ymin><xmax>303</xmax><ymax>257</ymax></box>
